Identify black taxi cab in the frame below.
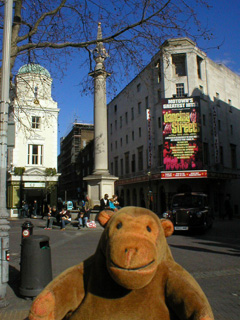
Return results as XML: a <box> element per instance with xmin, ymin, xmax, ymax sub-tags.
<box><xmin>163</xmin><ymin>192</ymin><xmax>213</xmax><ymax>233</ymax></box>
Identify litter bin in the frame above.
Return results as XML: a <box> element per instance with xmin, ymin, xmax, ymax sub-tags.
<box><xmin>19</xmin><ymin>235</ymin><xmax>52</xmax><ymax>298</ymax></box>
<box><xmin>21</xmin><ymin>221</ymin><xmax>34</xmax><ymax>239</ymax></box>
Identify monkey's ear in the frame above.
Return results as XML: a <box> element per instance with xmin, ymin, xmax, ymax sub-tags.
<box><xmin>161</xmin><ymin>219</ymin><xmax>174</xmax><ymax>237</ymax></box>
<box><xmin>98</xmin><ymin>210</ymin><xmax>115</xmax><ymax>228</ymax></box>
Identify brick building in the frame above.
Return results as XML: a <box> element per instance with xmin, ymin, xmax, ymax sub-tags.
<box><xmin>58</xmin><ymin>123</ymin><xmax>94</xmax><ymax>201</ymax></box>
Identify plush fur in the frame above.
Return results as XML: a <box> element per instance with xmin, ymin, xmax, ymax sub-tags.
<box><xmin>29</xmin><ymin>206</ymin><xmax>214</xmax><ymax>320</ymax></box>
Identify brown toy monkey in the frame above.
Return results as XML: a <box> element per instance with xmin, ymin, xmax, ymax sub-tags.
<box><xmin>29</xmin><ymin>206</ymin><xmax>214</xmax><ymax>320</ymax></box>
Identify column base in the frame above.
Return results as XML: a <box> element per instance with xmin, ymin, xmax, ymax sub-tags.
<box><xmin>83</xmin><ymin>174</ymin><xmax>119</xmax><ymax>206</ymax></box>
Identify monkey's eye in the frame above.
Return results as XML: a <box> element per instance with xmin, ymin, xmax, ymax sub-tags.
<box><xmin>146</xmin><ymin>226</ymin><xmax>151</xmax><ymax>232</ymax></box>
<box><xmin>116</xmin><ymin>222</ymin><xmax>122</xmax><ymax>229</ymax></box>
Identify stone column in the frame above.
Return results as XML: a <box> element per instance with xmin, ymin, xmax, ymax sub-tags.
<box><xmin>84</xmin><ymin>23</ymin><xmax>118</xmax><ymax>206</ymax></box>
<box><xmin>92</xmin><ymin>69</ymin><xmax>109</xmax><ymax>174</ymax></box>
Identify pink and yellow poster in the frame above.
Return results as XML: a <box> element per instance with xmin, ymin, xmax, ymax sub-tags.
<box><xmin>162</xmin><ymin>97</ymin><xmax>203</xmax><ymax>172</ymax></box>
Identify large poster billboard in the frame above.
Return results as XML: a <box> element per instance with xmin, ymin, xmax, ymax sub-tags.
<box><xmin>162</xmin><ymin>97</ymin><xmax>203</xmax><ymax>171</ymax></box>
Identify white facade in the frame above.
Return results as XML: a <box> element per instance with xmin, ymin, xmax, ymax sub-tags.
<box><xmin>108</xmin><ymin>38</ymin><xmax>240</xmax><ymax>216</ymax></box>
<box><xmin>8</xmin><ymin>64</ymin><xmax>60</xmax><ymax>216</ymax></box>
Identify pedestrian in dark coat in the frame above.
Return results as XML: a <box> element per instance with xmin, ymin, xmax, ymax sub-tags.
<box><xmin>100</xmin><ymin>194</ymin><xmax>110</xmax><ymax>211</ymax></box>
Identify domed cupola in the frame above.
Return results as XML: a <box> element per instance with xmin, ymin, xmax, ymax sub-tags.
<box><xmin>17</xmin><ymin>63</ymin><xmax>51</xmax><ymax>78</ymax></box>
<box><xmin>16</xmin><ymin>63</ymin><xmax>52</xmax><ymax>101</ymax></box>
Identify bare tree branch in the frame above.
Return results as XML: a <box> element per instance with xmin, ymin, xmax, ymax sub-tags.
<box><xmin>0</xmin><ymin>0</ymin><xmax>213</xmax><ymax>92</ymax></box>
<box><xmin>17</xmin><ymin>0</ymin><xmax>67</xmax><ymax>43</ymax></box>
<box><xmin>16</xmin><ymin>0</ymin><xmax>171</xmax><ymax>52</ymax></box>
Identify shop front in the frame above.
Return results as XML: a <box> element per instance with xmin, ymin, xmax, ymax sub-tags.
<box><xmin>7</xmin><ymin>173</ymin><xmax>58</xmax><ymax>218</ymax></box>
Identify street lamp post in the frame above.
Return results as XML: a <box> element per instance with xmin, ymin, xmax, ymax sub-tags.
<box><xmin>0</xmin><ymin>0</ymin><xmax>13</xmax><ymax>307</ymax></box>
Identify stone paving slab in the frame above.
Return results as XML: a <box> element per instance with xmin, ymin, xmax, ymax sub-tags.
<box><xmin>0</xmin><ymin>310</ymin><xmax>29</xmax><ymax>320</ymax></box>
<box><xmin>0</xmin><ymin>216</ymin><xmax>239</xmax><ymax>319</ymax></box>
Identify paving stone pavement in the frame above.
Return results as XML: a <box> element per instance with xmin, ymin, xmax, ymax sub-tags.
<box><xmin>0</xmin><ymin>215</ymin><xmax>239</xmax><ymax>319</ymax></box>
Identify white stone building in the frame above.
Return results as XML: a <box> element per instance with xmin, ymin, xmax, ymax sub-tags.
<box><xmin>108</xmin><ymin>38</ymin><xmax>240</xmax><ymax>217</ymax></box>
<box><xmin>7</xmin><ymin>64</ymin><xmax>60</xmax><ymax>217</ymax></box>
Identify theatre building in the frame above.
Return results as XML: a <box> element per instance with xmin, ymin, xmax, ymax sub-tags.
<box><xmin>7</xmin><ymin>64</ymin><xmax>60</xmax><ymax>217</ymax></box>
<box><xmin>107</xmin><ymin>38</ymin><xmax>240</xmax><ymax>217</ymax></box>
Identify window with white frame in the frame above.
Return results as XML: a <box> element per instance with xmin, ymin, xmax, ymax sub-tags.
<box><xmin>28</xmin><ymin>144</ymin><xmax>43</xmax><ymax>165</ymax></box>
<box><xmin>32</xmin><ymin>116</ymin><xmax>40</xmax><ymax>129</ymax></box>
<box><xmin>176</xmin><ymin>83</ymin><xmax>185</xmax><ymax>97</ymax></box>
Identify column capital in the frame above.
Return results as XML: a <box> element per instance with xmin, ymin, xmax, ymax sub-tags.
<box><xmin>89</xmin><ymin>69</ymin><xmax>111</xmax><ymax>78</ymax></box>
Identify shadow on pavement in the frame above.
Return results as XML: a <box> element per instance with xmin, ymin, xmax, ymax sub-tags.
<box><xmin>8</xmin><ymin>265</ymin><xmax>22</xmax><ymax>298</ymax></box>
<box><xmin>169</xmin><ymin>218</ymin><xmax>240</xmax><ymax>257</ymax></box>
<box><xmin>169</xmin><ymin>243</ymin><xmax>240</xmax><ymax>257</ymax></box>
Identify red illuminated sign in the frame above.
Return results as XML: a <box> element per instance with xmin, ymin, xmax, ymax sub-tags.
<box><xmin>161</xmin><ymin>170</ymin><xmax>207</xmax><ymax>179</ymax></box>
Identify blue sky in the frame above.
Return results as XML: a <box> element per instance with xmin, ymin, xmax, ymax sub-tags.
<box><xmin>50</xmin><ymin>0</ymin><xmax>240</xmax><ymax>153</ymax></box>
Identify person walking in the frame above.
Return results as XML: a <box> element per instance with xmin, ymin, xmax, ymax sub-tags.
<box><xmin>21</xmin><ymin>201</ymin><xmax>29</xmax><ymax>218</ymax></box>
